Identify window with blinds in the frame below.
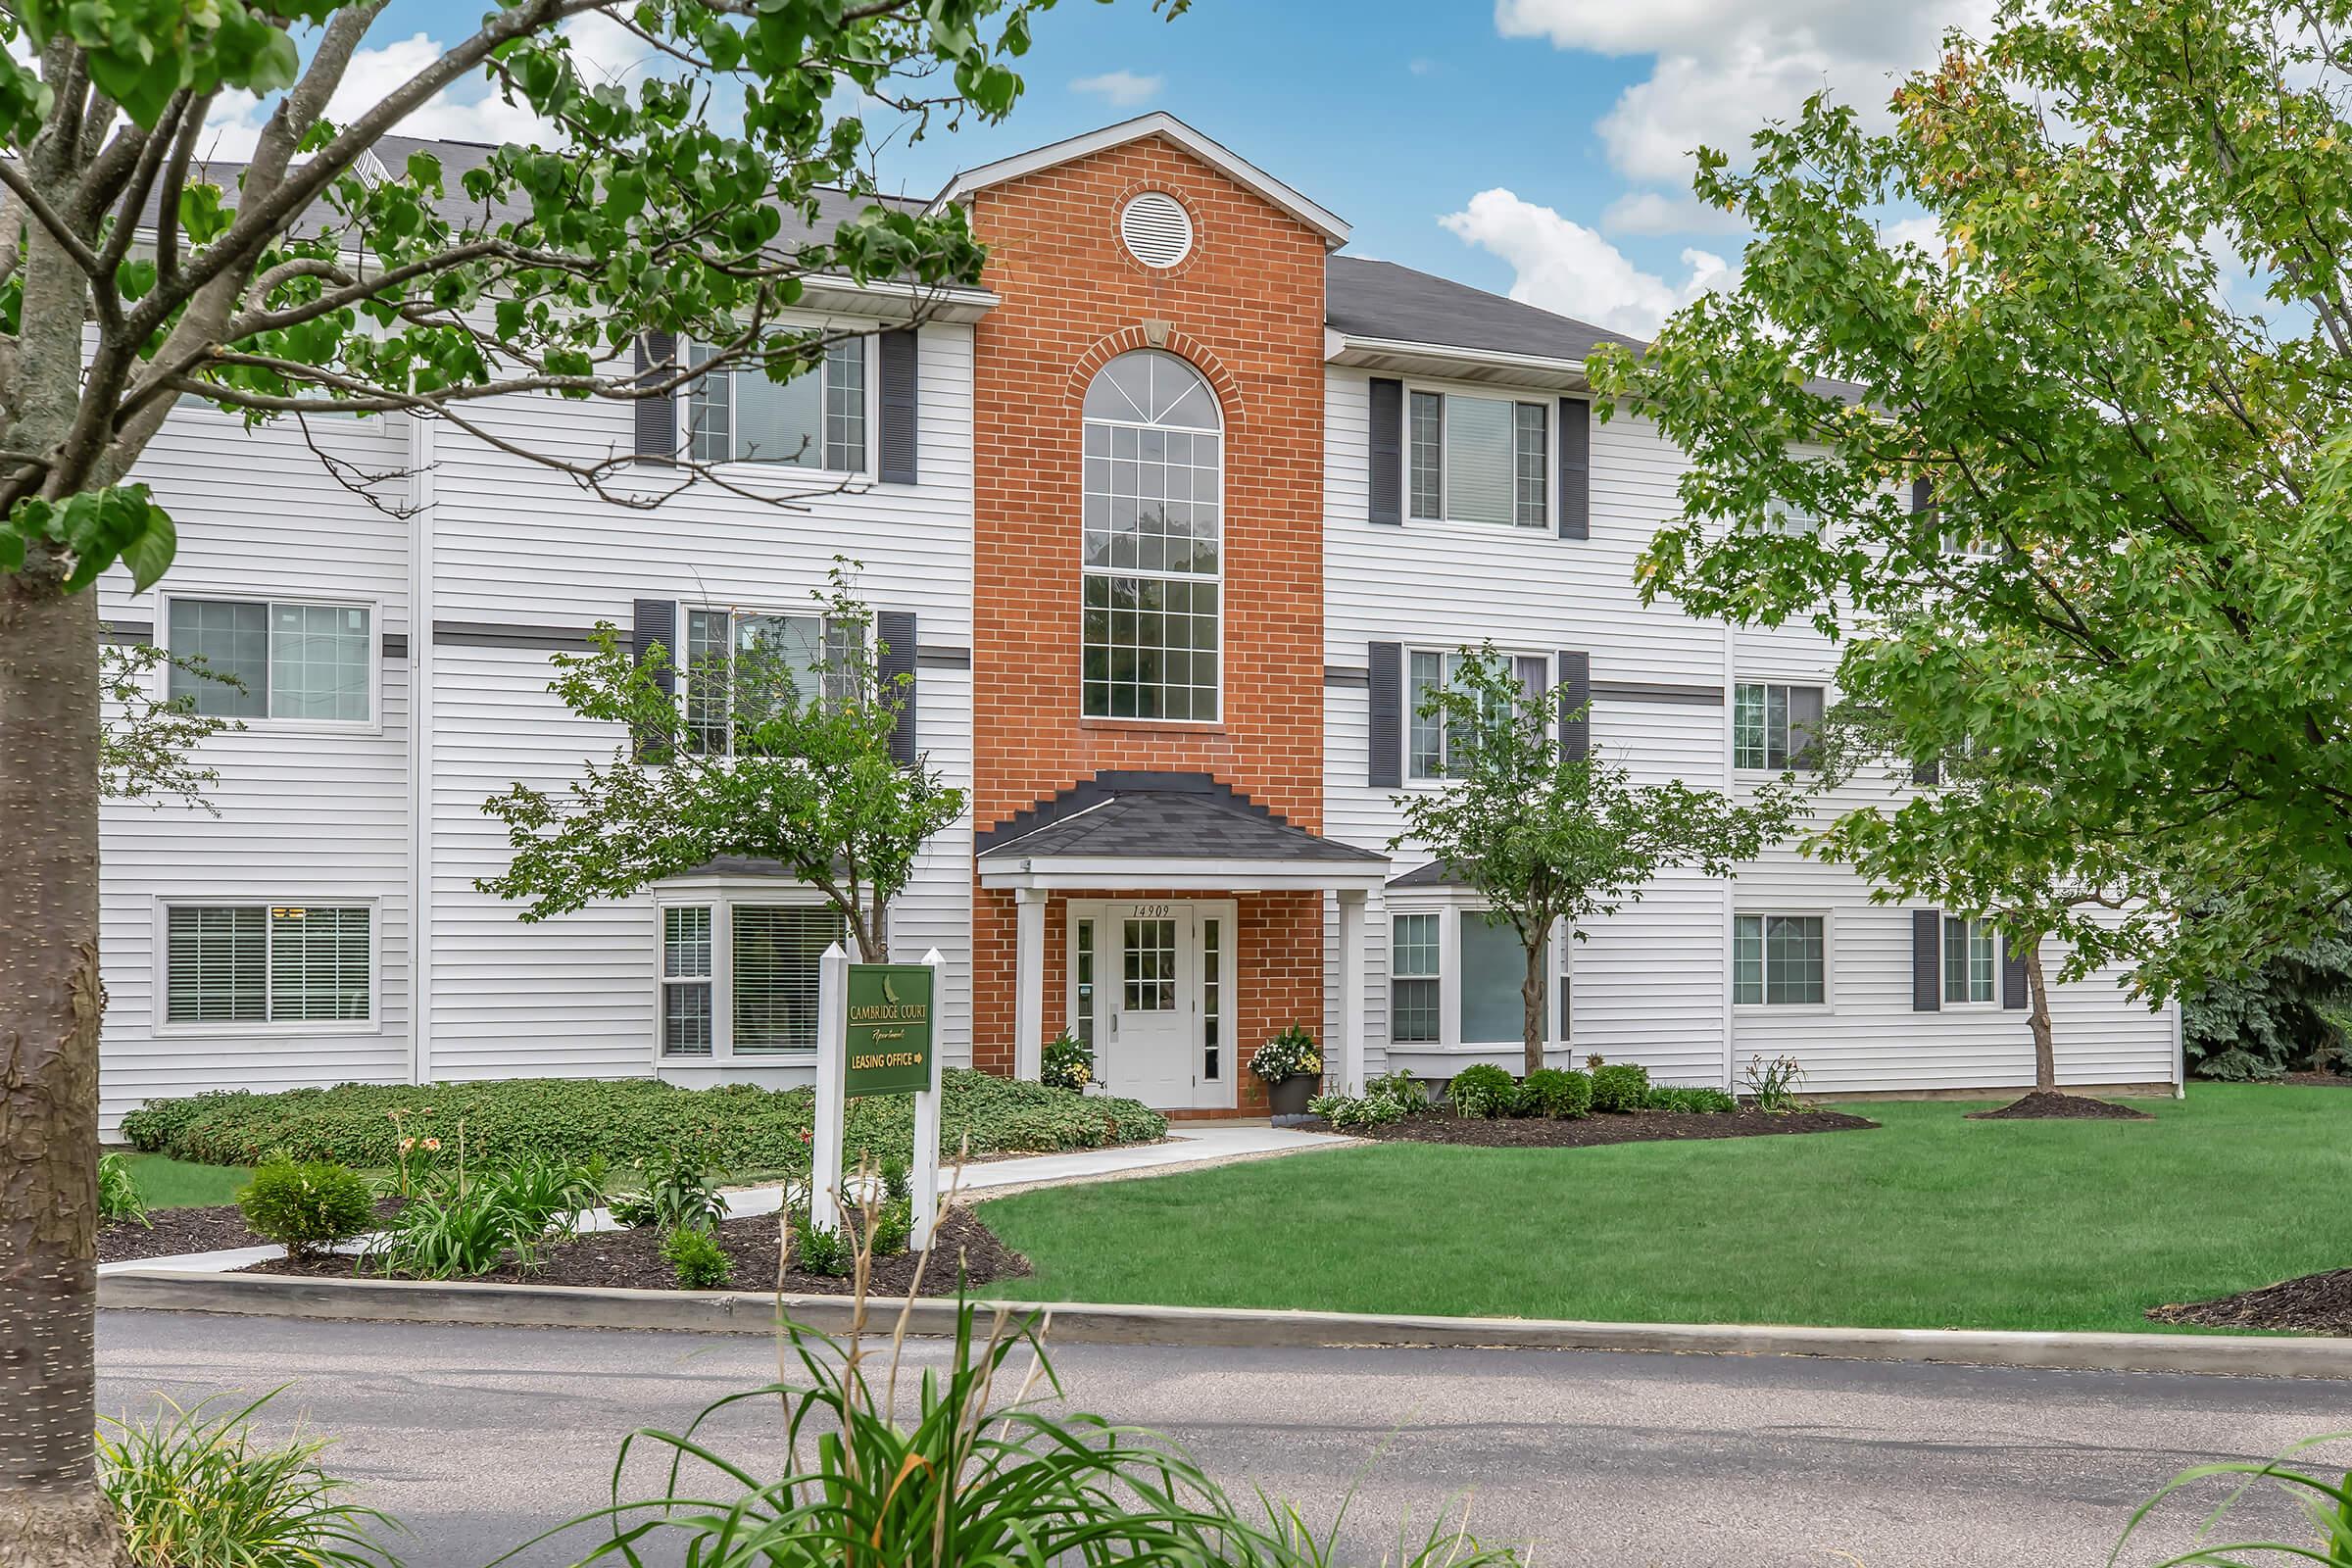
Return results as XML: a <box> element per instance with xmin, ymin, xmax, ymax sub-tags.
<box><xmin>731</xmin><ymin>906</ymin><xmax>845</xmax><ymax>1053</ymax></box>
<box><xmin>662</xmin><ymin>906</ymin><xmax>713</xmax><ymax>1056</ymax></box>
<box><xmin>165</xmin><ymin>904</ymin><xmax>369</xmax><ymax>1023</ymax></box>
<box><xmin>1405</xmin><ymin>391</ymin><xmax>1549</xmax><ymax>527</ymax></box>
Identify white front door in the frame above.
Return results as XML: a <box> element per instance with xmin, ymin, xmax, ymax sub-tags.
<box><xmin>1106</xmin><ymin>903</ymin><xmax>1195</xmax><ymax>1108</ymax></box>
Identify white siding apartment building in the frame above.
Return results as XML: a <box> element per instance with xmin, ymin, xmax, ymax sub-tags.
<box><xmin>90</xmin><ymin>116</ymin><xmax>2180</xmax><ymax>1129</ymax></box>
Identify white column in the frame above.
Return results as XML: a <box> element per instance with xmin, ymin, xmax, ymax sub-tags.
<box><xmin>912</xmin><ymin>947</ymin><xmax>946</xmax><ymax>1250</ymax></box>
<box><xmin>1338</xmin><ymin>888</ymin><xmax>1368</xmax><ymax>1095</ymax></box>
<box><xmin>1012</xmin><ymin>887</ymin><xmax>1047</xmax><ymax>1081</ymax></box>
<box><xmin>811</xmin><ymin>942</ymin><xmax>847</xmax><ymax>1233</ymax></box>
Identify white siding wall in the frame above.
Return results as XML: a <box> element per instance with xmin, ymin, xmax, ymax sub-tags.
<box><xmin>97</xmin><ymin>408</ymin><xmax>416</xmax><ymax>1126</ymax></box>
<box><xmin>420</xmin><ymin>320</ymin><xmax>977</xmax><ymax>1085</ymax></box>
<box><xmin>1320</xmin><ymin>365</ymin><xmax>2178</xmax><ymax>1094</ymax></box>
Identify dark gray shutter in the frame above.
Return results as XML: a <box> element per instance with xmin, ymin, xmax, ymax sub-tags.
<box><xmin>1911</xmin><ymin>474</ymin><xmax>1935</xmax><ymax>514</ymax></box>
<box><xmin>1912</xmin><ymin>909</ymin><xmax>1941</xmax><ymax>1011</ymax></box>
<box><xmin>1367</xmin><ymin>641</ymin><xmax>1402</xmax><ymax>788</ymax></box>
<box><xmin>635</xmin><ymin>333</ymin><xmax>678</xmax><ymax>462</ymax></box>
<box><xmin>2002</xmin><ymin>931</ymin><xmax>2030</xmax><ymax>1009</ymax></box>
<box><xmin>630</xmin><ymin>598</ymin><xmax>676</xmax><ymax>760</ymax></box>
<box><xmin>1556</xmin><ymin>650</ymin><xmax>1591</xmax><ymax>760</ymax></box>
<box><xmin>878</xmin><ymin>329</ymin><xmax>918</xmax><ymax>484</ymax></box>
<box><xmin>876</xmin><ymin>610</ymin><xmax>917</xmax><ymax>767</ymax></box>
<box><xmin>1368</xmin><ymin>378</ymin><xmax>1402</xmax><ymax>525</ymax></box>
<box><xmin>1557</xmin><ymin>398</ymin><xmax>1591</xmax><ymax>540</ymax></box>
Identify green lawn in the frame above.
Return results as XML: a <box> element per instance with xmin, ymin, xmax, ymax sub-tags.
<box><xmin>977</xmin><ymin>1085</ymin><xmax>2351</xmax><ymax>1334</ymax></box>
<box><xmin>117</xmin><ymin>1152</ymin><xmax>251</xmax><ymax>1210</ymax></box>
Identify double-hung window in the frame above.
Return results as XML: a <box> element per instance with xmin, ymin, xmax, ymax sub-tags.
<box><xmin>165</xmin><ymin>904</ymin><xmax>371</xmax><ymax>1024</ymax></box>
<box><xmin>1407</xmin><ymin>390</ymin><xmax>1548</xmax><ymax>528</ymax></box>
<box><xmin>1732</xmin><ymin>913</ymin><xmax>1826</xmax><ymax>1005</ymax></box>
<box><xmin>1081</xmin><ymin>349</ymin><xmax>1223</xmax><ymax>721</ymax></box>
<box><xmin>167</xmin><ymin>598</ymin><xmax>371</xmax><ymax>722</ymax></box>
<box><xmin>658</xmin><ymin>899</ymin><xmax>847</xmax><ymax>1058</ymax></box>
<box><xmin>1732</xmin><ymin>681</ymin><xmax>1824</xmax><ymax>771</ymax></box>
<box><xmin>1943</xmin><ymin>916</ymin><xmax>1999</xmax><ymax>1004</ymax></box>
<box><xmin>678</xmin><ymin>608</ymin><xmax>855</xmax><ymax>757</ymax></box>
<box><xmin>686</xmin><ymin>335</ymin><xmax>867</xmax><ymax>471</ymax></box>
<box><xmin>1391</xmin><ymin>912</ymin><xmax>1440</xmax><ymax>1043</ymax></box>
<box><xmin>1406</xmin><ymin>650</ymin><xmax>1550</xmax><ymax>781</ymax></box>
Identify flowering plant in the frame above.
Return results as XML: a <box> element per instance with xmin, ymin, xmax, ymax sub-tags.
<box><xmin>1250</xmin><ymin>1025</ymin><xmax>1321</xmax><ymax>1083</ymax></box>
<box><xmin>1042</xmin><ymin>1032</ymin><xmax>1094</xmax><ymax>1093</ymax></box>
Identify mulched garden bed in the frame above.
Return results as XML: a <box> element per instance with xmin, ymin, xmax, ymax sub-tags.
<box><xmin>1321</xmin><ymin>1106</ymin><xmax>1878</xmax><ymax>1149</ymax></box>
<box><xmin>1965</xmin><ymin>1091</ymin><xmax>2152</xmax><ymax>1121</ymax></box>
<box><xmin>2147</xmin><ymin>1268</ymin><xmax>2352</xmax><ymax>1337</ymax></box>
<box><xmin>98</xmin><ymin>1196</ymin><xmax>407</xmax><ymax>1265</ymax></box>
<box><xmin>238</xmin><ymin>1205</ymin><xmax>1028</xmax><ymax>1297</ymax></box>
<box><xmin>2281</xmin><ymin>1072</ymin><xmax>2352</xmax><ymax>1089</ymax></box>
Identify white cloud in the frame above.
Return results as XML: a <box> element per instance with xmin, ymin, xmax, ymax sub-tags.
<box><xmin>1600</xmin><ymin>188</ymin><xmax>1744</xmax><ymax>237</ymax></box>
<box><xmin>1408</xmin><ymin>57</ymin><xmax>1442</xmax><ymax>76</ymax></box>
<box><xmin>196</xmin><ymin>12</ymin><xmax>657</xmax><ymax>160</ymax></box>
<box><xmin>1494</xmin><ymin>0</ymin><xmax>1991</xmax><ymax>227</ymax></box>
<box><xmin>1069</xmin><ymin>70</ymin><xmax>1164</xmax><ymax>109</ymax></box>
<box><xmin>1441</xmin><ymin>187</ymin><xmax>1734</xmax><ymax>336</ymax></box>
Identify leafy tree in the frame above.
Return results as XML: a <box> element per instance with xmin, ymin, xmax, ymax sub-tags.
<box><xmin>1589</xmin><ymin>0</ymin><xmax>2352</xmax><ymax>1004</ymax></box>
<box><xmin>1390</xmin><ymin>647</ymin><xmax>1802</xmax><ymax>1076</ymax></box>
<box><xmin>482</xmin><ymin>569</ymin><xmax>961</xmax><ymax>962</ymax></box>
<box><xmin>1803</xmin><ymin>699</ymin><xmax>2147</xmax><ymax>1090</ymax></box>
<box><xmin>0</xmin><ymin>0</ymin><xmax>1113</xmax><ymax>1552</ymax></box>
<box><xmin>98</xmin><ymin>638</ymin><xmax>241</xmax><ymax>809</ymax></box>
<box><xmin>2182</xmin><ymin>930</ymin><xmax>2352</xmax><ymax>1081</ymax></box>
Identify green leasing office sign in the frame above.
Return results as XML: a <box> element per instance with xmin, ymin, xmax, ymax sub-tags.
<box><xmin>844</xmin><ymin>963</ymin><xmax>935</xmax><ymax>1097</ymax></box>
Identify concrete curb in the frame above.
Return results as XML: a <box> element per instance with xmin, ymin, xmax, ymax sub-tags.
<box><xmin>97</xmin><ymin>1269</ymin><xmax>2352</xmax><ymax>1380</ymax></box>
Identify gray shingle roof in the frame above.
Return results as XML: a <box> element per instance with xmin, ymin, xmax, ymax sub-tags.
<box><xmin>1325</xmin><ymin>255</ymin><xmax>1642</xmax><ymax>364</ymax></box>
<box><xmin>978</xmin><ymin>771</ymin><xmax>1385</xmax><ymax>864</ymax></box>
<box><xmin>1388</xmin><ymin>859</ymin><xmax>1473</xmax><ymax>889</ymax></box>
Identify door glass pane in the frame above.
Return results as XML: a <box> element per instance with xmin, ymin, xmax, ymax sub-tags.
<box><xmin>1122</xmin><ymin>918</ymin><xmax>1176</xmax><ymax>1011</ymax></box>
<box><xmin>169</xmin><ymin>600</ymin><xmax>270</xmax><ymax>717</ymax></box>
<box><xmin>1074</xmin><ymin>918</ymin><xmax>1096</xmax><ymax>1050</ymax></box>
<box><xmin>1200</xmin><ymin>917</ymin><xmax>1221</xmax><ymax>1081</ymax></box>
<box><xmin>732</xmin><ymin>906</ymin><xmax>845</xmax><ymax>1052</ymax></box>
<box><xmin>269</xmin><ymin>604</ymin><xmax>370</xmax><ymax>721</ymax></box>
<box><xmin>1458</xmin><ymin>913</ymin><xmax>1527</xmax><ymax>1044</ymax></box>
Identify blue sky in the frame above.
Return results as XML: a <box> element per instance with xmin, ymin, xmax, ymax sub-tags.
<box><xmin>239</xmin><ymin>0</ymin><xmax>1981</xmax><ymax>335</ymax></box>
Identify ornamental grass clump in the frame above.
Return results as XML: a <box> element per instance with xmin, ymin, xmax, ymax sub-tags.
<box><xmin>97</xmin><ymin>1390</ymin><xmax>403</xmax><ymax>1568</ymax></box>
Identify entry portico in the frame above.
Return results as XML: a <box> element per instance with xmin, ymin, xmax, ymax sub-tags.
<box><xmin>977</xmin><ymin>772</ymin><xmax>1387</xmax><ymax>1110</ymax></box>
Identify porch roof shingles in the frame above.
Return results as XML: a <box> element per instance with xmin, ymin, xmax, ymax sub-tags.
<box><xmin>977</xmin><ymin>770</ymin><xmax>1382</xmax><ymax>864</ymax></box>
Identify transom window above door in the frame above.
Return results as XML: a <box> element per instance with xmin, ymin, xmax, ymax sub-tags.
<box><xmin>1081</xmin><ymin>350</ymin><xmax>1223</xmax><ymax>722</ymax></box>
<box><xmin>685</xmin><ymin>335</ymin><xmax>866</xmax><ymax>472</ymax></box>
<box><xmin>1408</xmin><ymin>390</ymin><xmax>1549</xmax><ymax>528</ymax></box>
<box><xmin>166</xmin><ymin>598</ymin><xmax>372</xmax><ymax>723</ymax></box>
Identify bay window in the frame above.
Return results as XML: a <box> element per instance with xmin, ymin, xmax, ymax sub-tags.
<box><xmin>1406</xmin><ymin>390</ymin><xmax>1549</xmax><ymax>528</ymax></box>
<box><xmin>655</xmin><ymin>893</ymin><xmax>847</xmax><ymax>1060</ymax></box>
<box><xmin>1081</xmin><ymin>350</ymin><xmax>1223</xmax><ymax>721</ymax></box>
<box><xmin>1387</xmin><ymin>902</ymin><xmax>1567</xmax><ymax>1051</ymax></box>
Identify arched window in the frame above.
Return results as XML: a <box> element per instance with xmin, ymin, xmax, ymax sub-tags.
<box><xmin>1080</xmin><ymin>350</ymin><xmax>1222</xmax><ymax>720</ymax></box>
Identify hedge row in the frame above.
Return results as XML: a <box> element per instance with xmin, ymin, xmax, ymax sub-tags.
<box><xmin>120</xmin><ymin>1070</ymin><xmax>1169</xmax><ymax>1171</ymax></box>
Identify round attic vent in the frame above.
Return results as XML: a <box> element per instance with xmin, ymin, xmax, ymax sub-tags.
<box><xmin>1119</xmin><ymin>191</ymin><xmax>1194</xmax><ymax>269</ymax></box>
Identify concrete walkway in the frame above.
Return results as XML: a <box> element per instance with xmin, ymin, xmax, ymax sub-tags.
<box><xmin>100</xmin><ymin>1121</ymin><xmax>1348</xmax><ymax>1276</ymax></box>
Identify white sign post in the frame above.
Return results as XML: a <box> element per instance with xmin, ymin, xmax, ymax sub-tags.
<box><xmin>810</xmin><ymin>942</ymin><xmax>946</xmax><ymax>1250</ymax></box>
<box><xmin>811</xmin><ymin>941</ymin><xmax>848</xmax><ymax>1234</ymax></box>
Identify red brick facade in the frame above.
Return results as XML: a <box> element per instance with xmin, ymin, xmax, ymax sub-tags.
<box><xmin>965</xmin><ymin>134</ymin><xmax>1330</xmax><ymax>1110</ymax></box>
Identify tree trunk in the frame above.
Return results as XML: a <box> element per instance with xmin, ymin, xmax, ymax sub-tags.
<box><xmin>0</xmin><ymin>575</ymin><xmax>124</xmax><ymax>1562</ymax></box>
<box><xmin>2024</xmin><ymin>937</ymin><xmax>2056</xmax><ymax>1091</ymax></box>
<box><xmin>1521</xmin><ymin>932</ymin><xmax>1547</xmax><ymax>1079</ymax></box>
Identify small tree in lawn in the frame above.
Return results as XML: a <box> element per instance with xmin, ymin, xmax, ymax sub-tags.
<box><xmin>1806</xmin><ymin>699</ymin><xmax>2139</xmax><ymax>1094</ymax></box>
<box><xmin>1392</xmin><ymin>647</ymin><xmax>1803</xmax><ymax>1077</ymax></box>
<box><xmin>481</xmin><ymin>566</ymin><xmax>961</xmax><ymax>961</ymax></box>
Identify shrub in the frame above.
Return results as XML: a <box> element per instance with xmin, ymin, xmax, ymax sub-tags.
<box><xmin>1447</xmin><ymin>1063</ymin><xmax>1521</xmax><ymax>1119</ymax></box>
<box><xmin>1307</xmin><ymin>1092</ymin><xmax>1405</xmax><ymax>1131</ymax></box>
<box><xmin>1364</xmin><ymin>1068</ymin><xmax>1426</xmax><ymax>1111</ymax></box>
<box><xmin>236</xmin><ymin>1157</ymin><xmax>375</xmax><ymax>1259</ymax></box>
<box><xmin>1250</xmin><ymin>1024</ymin><xmax>1322</xmax><ymax>1082</ymax></box>
<box><xmin>98</xmin><ymin>1152</ymin><xmax>151</xmax><ymax>1228</ymax></box>
<box><xmin>98</xmin><ymin>1390</ymin><xmax>400</xmax><ymax>1568</ymax></box>
<box><xmin>792</xmin><ymin>1210</ymin><xmax>855</xmax><ymax>1277</ymax></box>
<box><xmin>610</xmin><ymin>1150</ymin><xmax>728</xmax><ymax>1233</ymax></box>
<box><xmin>1521</xmin><ymin>1067</ymin><xmax>1592</xmax><ymax>1119</ymax></box>
<box><xmin>662</xmin><ymin>1224</ymin><xmax>734</xmax><ymax>1290</ymax></box>
<box><xmin>121</xmin><ymin>1069</ymin><xmax>1167</xmax><ymax>1171</ymax></box>
<box><xmin>1590</xmin><ymin>1062</ymin><xmax>1651</xmax><ymax>1114</ymax></box>
<box><xmin>1647</xmin><ymin>1085</ymin><xmax>1738</xmax><ymax>1114</ymax></box>
<box><xmin>1040</xmin><ymin>1031</ymin><xmax>1095</xmax><ymax>1093</ymax></box>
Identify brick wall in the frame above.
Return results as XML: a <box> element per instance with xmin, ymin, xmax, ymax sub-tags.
<box><xmin>966</xmin><ymin>134</ymin><xmax>1330</xmax><ymax>1088</ymax></box>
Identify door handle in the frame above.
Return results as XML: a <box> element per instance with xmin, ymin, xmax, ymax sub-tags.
<box><xmin>1111</xmin><ymin>1011</ymin><xmax>1119</xmax><ymax>1039</ymax></box>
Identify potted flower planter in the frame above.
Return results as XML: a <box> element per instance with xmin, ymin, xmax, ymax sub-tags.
<box><xmin>1260</xmin><ymin>1071</ymin><xmax>1317</xmax><ymax>1117</ymax></box>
